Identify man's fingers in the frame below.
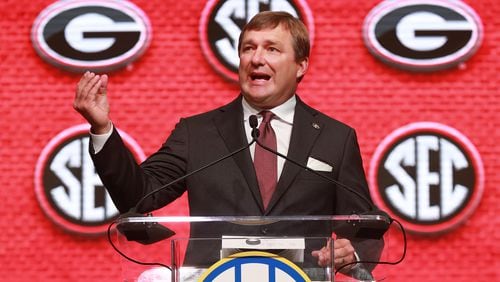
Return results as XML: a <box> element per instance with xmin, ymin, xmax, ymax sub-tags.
<box><xmin>333</xmin><ymin>238</ymin><xmax>355</xmax><ymax>267</ymax></box>
<box><xmin>89</xmin><ymin>77</ymin><xmax>103</xmax><ymax>98</ymax></box>
<box><xmin>81</xmin><ymin>74</ymin><xmax>101</xmax><ymax>101</ymax></box>
<box><xmin>75</xmin><ymin>71</ymin><xmax>90</xmax><ymax>99</ymax></box>
<box><xmin>311</xmin><ymin>239</ymin><xmax>355</xmax><ymax>270</ymax></box>
<box><xmin>334</xmin><ymin>246</ymin><xmax>352</xmax><ymax>258</ymax></box>
<box><xmin>74</xmin><ymin>72</ymin><xmax>102</xmax><ymax>113</ymax></box>
<box><xmin>77</xmin><ymin>72</ymin><xmax>96</xmax><ymax>100</ymax></box>
<box><xmin>334</xmin><ymin>238</ymin><xmax>351</xmax><ymax>250</ymax></box>
<box><xmin>77</xmin><ymin>72</ymin><xmax>106</xmax><ymax>97</ymax></box>
<box><xmin>312</xmin><ymin>246</ymin><xmax>331</xmax><ymax>267</ymax></box>
<box><xmin>311</xmin><ymin>250</ymin><xmax>322</xmax><ymax>257</ymax></box>
<box><xmin>99</xmin><ymin>74</ymin><xmax>108</xmax><ymax>95</ymax></box>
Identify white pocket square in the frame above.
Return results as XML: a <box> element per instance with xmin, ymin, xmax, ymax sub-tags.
<box><xmin>306</xmin><ymin>157</ymin><xmax>333</xmax><ymax>172</ymax></box>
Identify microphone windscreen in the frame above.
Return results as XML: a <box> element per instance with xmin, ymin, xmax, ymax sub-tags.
<box><xmin>249</xmin><ymin>115</ymin><xmax>258</xmax><ymax>129</ymax></box>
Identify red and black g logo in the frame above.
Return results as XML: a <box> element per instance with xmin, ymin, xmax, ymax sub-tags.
<box><xmin>199</xmin><ymin>0</ymin><xmax>314</xmax><ymax>82</ymax></box>
<box><xmin>363</xmin><ymin>0</ymin><xmax>483</xmax><ymax>71</ymax></box>
<box><xmin>31</xmin><ymin>0</ymin><xmax>152</xmax><ymax>72</ymax></box>
<box><xmin>34</xmin><ymin>124</ymin><xmax>145</xmax><ymax>235</ymax></box>
<box><xmin>369</xmin><ymin>122</ymin><xmax>484</xmax><ymax>234</ymax></box>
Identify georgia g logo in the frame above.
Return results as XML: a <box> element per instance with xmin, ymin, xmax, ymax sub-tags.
<box><xmin>199</xmin><ymin>0</ymin><xmax>314</xmax><ymax>82</ymax></box>
<box><xmin>369</xmin><ymin>122</ymin><xmax>484</xmax><ymax>234</ymax></box>
<box><xmin>34</xmin><ymin>124</ymin><xmax>145</xmax><ymax>235</ymax></box>
<box><xmin>31</xmin><ymin>0</ymin><xmax>152</xmax><ymax>72</ymax></box>
<box><xmin>363</xmin><ymin>0</ymin><xmax>483</xmax><ymax>71</ymax></box>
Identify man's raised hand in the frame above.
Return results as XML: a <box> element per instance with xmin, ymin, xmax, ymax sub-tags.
<box><xmin>73</xmin><ymin>71</ymin><xmax>111</xmax><ymax>134</ymax></box>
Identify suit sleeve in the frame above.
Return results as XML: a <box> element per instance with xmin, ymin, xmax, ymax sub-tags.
<box><xmin>90</xmin><ymin>119</ymin><xmax>189</xmax><ymax>213</ymax></box>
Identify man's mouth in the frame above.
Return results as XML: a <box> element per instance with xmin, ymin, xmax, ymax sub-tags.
<box><xmin>250</xmin><ymin>72</ymin><xmax>271</xmax><ymax>81</ymax></box>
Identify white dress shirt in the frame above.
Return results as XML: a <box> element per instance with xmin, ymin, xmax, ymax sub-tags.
<box><xmin>242</xmin><ymin>95</ymin><xmax>296</xmax><ymax>180</ymax></box>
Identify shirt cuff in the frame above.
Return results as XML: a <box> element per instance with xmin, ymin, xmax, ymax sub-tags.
<box><xmin>351</xmin><ymin>251</ymin><xmax>361</xmax><ymax>269</ymax></box>
<box><xmin>90</xmin><ymin>123</ymin><xmax>113</xmax><ymax>154</ymax></box>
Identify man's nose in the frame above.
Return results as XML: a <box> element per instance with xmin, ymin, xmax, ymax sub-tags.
<box><xmin>251</xmin><ymin>48</ymin><xmax>265</xmax><ymax>65</ymax></box>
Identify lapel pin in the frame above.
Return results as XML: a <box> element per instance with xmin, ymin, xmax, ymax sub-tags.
<box><xmin>312</xmin><ymin>122</ymin><xmax>320</xmax><ymax>129</ymax></box>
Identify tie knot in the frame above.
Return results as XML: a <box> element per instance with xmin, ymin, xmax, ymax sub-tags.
<box><xmin>260</xmin><ymin>111</ymin><xmax>274</xmax><ymax>124</ymax></box>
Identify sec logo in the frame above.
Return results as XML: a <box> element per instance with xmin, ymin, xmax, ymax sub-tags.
<box><xmin>199</xmin><ymin>251</ymin><xmax>311</xmax><ymax>282</ymax></box>
<box><xmin>199</xmin><ymin>0</ymin><xmax>314</xmax><ymax>82</ymax></box>
<box><xmin>31</xmin><ymin>0</ymin><xmax>152</xmax><ymax>72</ymax></box>
<box><xmin>369</xmin><ymin>122</ymin><xmax>484</xmax><ymax>234</ymax></box>
<box><xmin>34</xmin><ymin>124</ymin><xmax>145</xmax><ymax>235</ymax></box>
<box><xmin>363</xmin><ymin>0</ymin><xmax>483</xmax><ymax>71</ymax></box>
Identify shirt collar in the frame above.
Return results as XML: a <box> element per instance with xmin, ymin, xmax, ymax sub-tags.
<box><xmin>242</xmin><ymin>95</ymin><xmax>296</xmax><ymax>125</ymax></box>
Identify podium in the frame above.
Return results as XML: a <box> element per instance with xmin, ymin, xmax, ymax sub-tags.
<box><xmin>115</xmin><ymin>215</ymin><xmax>394</xmax><ymax>282</ymax></box>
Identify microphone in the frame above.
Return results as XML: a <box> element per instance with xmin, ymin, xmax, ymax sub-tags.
<box><xmin>249</xmin><ymin>115</ymin><xmax>259</xmax><ymax>139</ymax></box>
<box><xmin>249</xmin><ymin>114</ymin><xmax>391</xmax><ymax>240</ymax></box>
<box><xmin>117</xmin><ymin>125</ymin><xmax>257</xmax><ymax>245</ymax></box>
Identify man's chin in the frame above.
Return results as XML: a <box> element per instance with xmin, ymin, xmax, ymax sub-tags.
<box><xmin>242</xmin><ymin>94</ymin><xmax>274</xmax><ymax>108</ymax></box>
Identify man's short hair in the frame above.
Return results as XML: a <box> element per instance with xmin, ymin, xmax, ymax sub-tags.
<box><xmin>238</xmin><ymin>11</ymin><xmax>310</xmax><ymax>63</ymax></box>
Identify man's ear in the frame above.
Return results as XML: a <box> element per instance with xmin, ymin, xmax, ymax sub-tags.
<box><xmin>296</xmin><ymin>57</ymin><xmax>309</xmax><ymax>82</ymax></box>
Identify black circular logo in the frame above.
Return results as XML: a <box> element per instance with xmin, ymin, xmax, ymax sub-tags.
<box><xmin>34</xmin><ymin>125</ymin><xmax>145</xmax><ymax>235</ymax></box>
<box><xmin>369</xmin><ymin>122</ymin><xmax>484</xmax><ymax>234</ymax></box>
<box><xmin>199</xmin><ymin>0</ymin><xmax>314</xmax><ymax>82</ymax></box>
<box><xmin>363</xmin><ymin>0</ymin><xmax>483</xmax><ymax>71</ymax></box>
<box><xmin>31</xmin><ymin>0</ymin><xmax>152</xmax><ymax>72</ymax></box>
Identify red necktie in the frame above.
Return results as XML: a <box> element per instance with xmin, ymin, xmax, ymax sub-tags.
<box><xmin>254</xmin><ymin>111</ymin><xmax>277</xmax><ymax>209</ymax></box>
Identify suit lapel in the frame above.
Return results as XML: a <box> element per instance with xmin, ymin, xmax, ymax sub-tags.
<box><xmin>265</xmin><ymin>98</ymin><xmax>322</xmax><ymax>214</ymax></box>
<box><xmin>213</xmin><ymin>96</ymin><xmax>264</xmax><ymax>211</ymax></box>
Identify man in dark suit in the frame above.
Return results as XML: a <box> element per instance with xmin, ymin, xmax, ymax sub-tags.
<box><xmin>74</xmin><ymin>11</ymin><xmax>377</xmax><ymax>273</ymax></box>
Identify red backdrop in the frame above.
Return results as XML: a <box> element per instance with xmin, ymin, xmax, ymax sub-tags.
<box><xmin>1</xmin><ymin>0</ymin><xmax>498</xmax><ymax>281</ymax></box>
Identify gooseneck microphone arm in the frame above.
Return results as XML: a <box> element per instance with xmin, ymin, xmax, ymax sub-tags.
<box><xmin>131</xmin><ymin>136</ymin><xmax>257</xmax><ymax>215</ymax></box>
<box><xmin>115</xmin><ymin>119</ymin><xmax>258</xmax><ymax>246</ymax></box>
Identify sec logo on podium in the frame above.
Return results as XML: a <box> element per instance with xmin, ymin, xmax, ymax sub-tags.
<box><xmin>198</xmin><ymin>251</ymin><xmax>311</xmax><ymax>282</ymax></box>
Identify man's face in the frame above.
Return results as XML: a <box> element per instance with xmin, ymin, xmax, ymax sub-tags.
<box><xmin>238</xmin><ymin>25</ymin><xmax>308</xmax><ymax>109</ymax></box>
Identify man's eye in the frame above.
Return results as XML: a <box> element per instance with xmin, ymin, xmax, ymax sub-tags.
<box><xmin>268</xmin><ymin>47</ymin><xmax>279</xmax><ymax>52</ymax></box>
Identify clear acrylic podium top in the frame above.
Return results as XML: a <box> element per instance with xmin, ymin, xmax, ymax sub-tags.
<box><xmin>115</xmin><ymin>215</ymin><xmax>397</xmax><ymax>282</ymax></box>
